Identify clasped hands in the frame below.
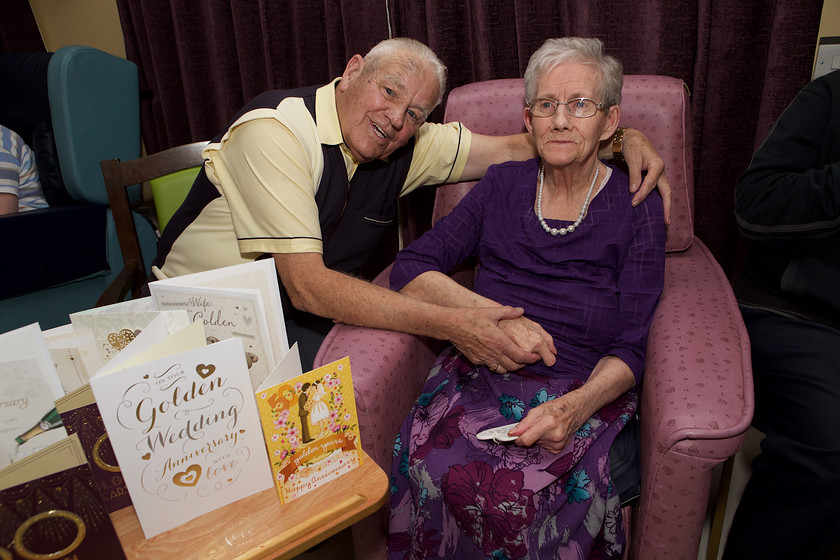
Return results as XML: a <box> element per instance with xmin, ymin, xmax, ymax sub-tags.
<box><xmin>452</xmin><ymin>305</ymin><xmax>556</xmax><ymax>374</ymax></box>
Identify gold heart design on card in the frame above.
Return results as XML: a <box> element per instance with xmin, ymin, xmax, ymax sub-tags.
<box><xmin>196</xmin><ymin>364</ymin><xmax>216</xmax><ymax>378</ymax></box>
<box><xmin>173</xmin><ymin>464</ymin><xmax>202</xmax><ymax>487</ymax></box>
<box><xmin>107</xmin><ymin>329</ymin><xmax>136</xmax><ymax>350</ymax></box>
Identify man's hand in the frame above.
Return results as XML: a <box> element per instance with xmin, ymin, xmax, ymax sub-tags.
<box><xmin>622</xmin><ymin>128</ymin><xmax>672</xmax><ymax>224</ymax></box>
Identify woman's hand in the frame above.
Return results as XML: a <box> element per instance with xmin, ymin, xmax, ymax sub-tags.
<box><xmin>497</xmin><ymin>316</ymin><xmax>557</xmax><ymax>370</ymax></box>
<box><xmin>508</xmin><ymin>356</ymin><xmax>636</xmax><ymax>454</ymax></box>
<box><xmin>508</xmin><ymin>391</ymin><xmax>587</xmax><ymax>454</ymax></box>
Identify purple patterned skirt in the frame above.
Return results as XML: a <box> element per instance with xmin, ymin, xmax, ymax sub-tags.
<box><xmin>387</xmin><ymin>346</ymin><xmax>637</xmax><ymax>560</ymax></box>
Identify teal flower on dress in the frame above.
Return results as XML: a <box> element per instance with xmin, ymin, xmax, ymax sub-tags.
<box><xmin>390</xmin><ymin>475</ymin><xmax>399</xmax><ymax>494</ymax></box>
<box><xmin>575</xmin><ymin>421</ymin><xmax>593</xmax><ymax>439</ymax></box>
<box><xmin>417</xmin><ymin>379</ymin><xmax>449</xmax><ymax>406</ymax></box>
<box><xmin>399</xmin><ymin>447</ymin><xmax>410</xmax><ymax>476</ymax></box>
<box><xmin>564</xmin><ymin>469</ymin><xmax>592</xmax><ymax>504</ymax></box>
<box><xmin>418</xmin><ymin>483</ymin><xmax>429</xmax><ymax>507</ymax></box>
<box><xmin>393</xmin><ymin>433</ymin><xmax>402</xmax><ymax>457</ymax></box>
<box><xmin>490</xmin><ymin>550</ymin><xmax>511</xmax><ymax>560</ymax></box>
<box><xmin>528</xmin><ymin>387</ymin><xmax>557</xmax><ymax>408</ymax></box>
<box><xmin>498</xmin><ymin>394</ymin><xmax>526</xmax><ymax>421</ymax></box>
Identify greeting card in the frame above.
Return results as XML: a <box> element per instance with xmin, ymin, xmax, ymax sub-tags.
<box><xmin>0</xmin><ymin>324</ymin><xmax>67</xmax><ymax>468</ymax></box>
<box><xmin>256</xmin><ymin>348</ymin><xmax>362</xmax><ymax>504</ymax></box>
<box><xmin>89</xmin><ymin>323</ymin><xmax>273</xmax><ymax>538</ymax></box>
<box><xmin>70</xmin><ymin>307</ymin><xmax>190</xmax><ymax>364</ymax></box>
<box><xmin>150</xmin><ymin>259</ymin><xmax>288</xmax><ymax>366</ymax></box>
<box><xmin>0</xmin><ymin>434</ymin><xmax>126</xmax><ymax>559</ymax></box>
<box><xmin>55</xmin><ymin>384</ymin><xmax>132</xmax><ymax>513</ymax></box>
<box><xmin>43</xmin><ymin>324</ymin><xmax>103</xmax><ymax>393</ymax></box>
<box><xmin>0</xmin><ymin>359</ymin><xmax>67</xmax><ymax>467</ymax></box>
<box><xmin>149</xmin><ymin>283</ymin><xmax>276</xmax><ymax>389</ymax></box>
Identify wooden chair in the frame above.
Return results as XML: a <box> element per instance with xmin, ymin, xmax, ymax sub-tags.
<box><xmin>96</xmin><ymin>141</ymin><xmax>209</xmax><ymax>306</ymax></box>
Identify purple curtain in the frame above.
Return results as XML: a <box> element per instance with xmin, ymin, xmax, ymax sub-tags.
<box><xmin>116</xmin><ymin>0</ymin><xmax>823</xmax><ymax>274</ymax></box>
<box><xmin>116</xmin><ymin>0</ymin><xmax>391</xmax><ymax>153</ymax></box>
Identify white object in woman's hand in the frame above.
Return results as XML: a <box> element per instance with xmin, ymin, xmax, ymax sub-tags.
<box><xmin>476</xmin><ymin>423</ymin><xmax>520</xmax><ymax>443</ymax></box>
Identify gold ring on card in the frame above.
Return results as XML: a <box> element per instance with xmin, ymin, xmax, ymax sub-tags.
<box><xmin>92</xmin><ymin>433</ymin><xmax>121</xmax><ymax>473</ymax></box>
<box><xmin>13</xmin><ymin>510</ymin><xmax>86</xmax><ymax>560</ymax></box>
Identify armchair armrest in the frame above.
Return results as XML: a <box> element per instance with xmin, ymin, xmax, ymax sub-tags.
<box><xmin>632</xmin><ymin>239</ymin><xmax>753</xmax><ymax>559</ymax></box>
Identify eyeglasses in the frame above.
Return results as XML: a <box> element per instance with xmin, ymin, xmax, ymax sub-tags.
<box><xmin>527</xmin><ymin>97</ymin><xmax>606</xmax><ymax>118</ymax></box>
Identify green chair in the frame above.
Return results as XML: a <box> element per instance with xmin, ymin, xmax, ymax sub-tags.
<box><xmin>149</xmin><ymin>166</ymin><xmax>203</xmax><ymax>233</ymax></box>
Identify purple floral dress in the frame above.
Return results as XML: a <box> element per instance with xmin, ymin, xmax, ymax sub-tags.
<box><xmin>387</xmin><ymin>159</ymin><xmax>665</xmax><ymax>559</ymax></box>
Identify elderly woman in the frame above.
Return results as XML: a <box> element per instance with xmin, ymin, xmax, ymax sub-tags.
<box><xmin>386</xmin><ymin>38</ymin><xmax>665</xmax><ymax>559</ymax></box>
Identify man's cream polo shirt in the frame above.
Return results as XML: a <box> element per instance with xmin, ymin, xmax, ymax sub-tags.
<box><xmin>156</xmin><ymin>79</ymin><xmax>472</xmax><ymax>280</ymax></box>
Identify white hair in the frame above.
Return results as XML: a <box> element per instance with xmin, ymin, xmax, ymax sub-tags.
<box><xmin>524</xmin><ymin>37</ymin><xmax>623</xmax><ymax>107</ymax></box>
<box><xmin>363</xmin><ymin>37</ymin><xmax>447</xmax><ymax>106</ymax></box>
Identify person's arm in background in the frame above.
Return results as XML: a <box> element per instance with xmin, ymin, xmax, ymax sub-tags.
<box><xmin>0</xmin><ymin>131</ymin><xmax>22</xmax><ymax>215</ymax></box>
<box><xmin>462</xmin><ymin>128</ymin><xmax>672</xmax><ymax>223</ymax></box>
<box><xmin>0</xmin><ymin>193</ymin><xmax>17</xmax><ymax>215</ymax></box>
<box><xmin>735</xmin><ymin>71</ymin><xmax>840</xmax><ymax>239</ymax></box>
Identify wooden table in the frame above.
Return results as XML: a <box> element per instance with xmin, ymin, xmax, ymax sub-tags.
<box><xmin>111</xmin><ymin>451</ymin><xmax>387</xmax><ymax>559</ymax></box>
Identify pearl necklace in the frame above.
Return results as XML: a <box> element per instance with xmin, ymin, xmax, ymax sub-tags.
<box><xmin>536</xmin><ymin>161</ymin><xmax>599</xmax><ymax>236</ymax></box>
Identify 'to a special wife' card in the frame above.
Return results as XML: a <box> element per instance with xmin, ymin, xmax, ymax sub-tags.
<box><xmin>89</xmin><ymin>321</ymin><xmax>272</xmax><ymax>538</ymax></box>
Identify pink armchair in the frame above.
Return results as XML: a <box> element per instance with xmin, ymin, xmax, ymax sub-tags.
<box><xmin>314</xmin><ymin>75</ymin><xmax>753</xmax><ymax>560</ymax></box>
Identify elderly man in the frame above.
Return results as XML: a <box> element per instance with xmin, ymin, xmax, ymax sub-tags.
<box><xmin>153</xmin><ymin>37</ymin><xmax>670</xmax><ymax>369</ymax></box>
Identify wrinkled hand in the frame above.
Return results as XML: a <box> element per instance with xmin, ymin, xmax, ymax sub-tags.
<box><xmin>498</xmin><ymin>316</ymin><xmax>557</xmax><ymax>369</ymax></box>
<box><xmin>623</xmin><ymin>128</ymin><xmax>672</xmax><ymax>225</ymax></box>
<box><xmin>449</xmin><ymin>306</ymin><xmax>545</xmax><ymax>372</ymax></box>
<box><xmin>508</xmin><ymin>391</ymin><xmax>587</xmax><ymax>454</ymax></box>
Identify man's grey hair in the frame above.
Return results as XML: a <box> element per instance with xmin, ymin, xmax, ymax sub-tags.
<box><xmin>364</xmin><ymin>37</ymin><xmax>447</xmax><ymax>107</ymax></box>
<box><xmin>524</xmin><ymin>37</ymin><xmax>623</xmax><ymax>107</ymax></box>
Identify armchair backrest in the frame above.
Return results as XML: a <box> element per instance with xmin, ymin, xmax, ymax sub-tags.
<box><xmin>440</xmin><ymin>75</ymin><xmax>694</xmax><ymax>253</ymax></box>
